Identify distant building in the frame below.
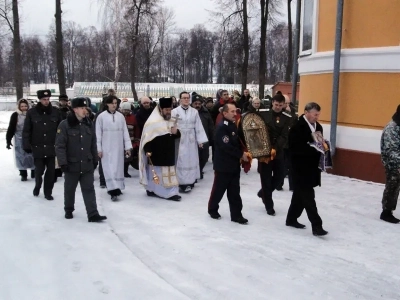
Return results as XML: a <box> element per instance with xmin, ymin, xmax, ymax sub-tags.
<box><xmin>297</xmin><ymin>0</ymin><xmax>400</xmax><ymax>183</ymax></box>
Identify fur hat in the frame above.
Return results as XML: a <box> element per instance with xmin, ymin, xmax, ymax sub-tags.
<box><xmin>59</xmin><ymin>94</ymin><xmax>68</xmax><ymax>101</ymax></box>
<box><xmin>37</xmin><ymin>89</ymin><xmax>51</xmax><ymax>99</ymax></box>
<box><xmin>71</xmin><ymin>97</ymin><xmax>88</xmax><ymax>108</ymax></box>
<box><xmin>159</xmin><ymin>97</ymin><xmax>173</xmax><ymax>109</ymax></box>
<box><xmin>120</xmin><ymin>102</ymin><xmax>131</xmax><ymax>110</ymax></box>
<box><xmin>191</xmin><ymin>94</ymin><xmax>204</xmax><ymax>104</ymax></box>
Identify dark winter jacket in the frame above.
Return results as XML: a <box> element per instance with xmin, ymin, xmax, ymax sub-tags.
<box><xmin>289</xmin><ymin>115</ymin><xmax>322</xmax><ymax>189</ymax></box>
<box><xmin>55</xmin><ymin>113</ymin><xmax>98</xmax><ymax>173</ymax></box>
<box><xmin>213</xmin><ymin>118</ymin><xmax>243</xmax><ymax>173</ymax></box>
<box><xmin>6</xmin><ymin>111</ymin><xmax>19</xmax><ymax>145</ymax></box>
<box><xmin>136</xmin><ymin>105</ymin><xmax>154</xmax><ymax>135</ymax></box>
<box><xmin>23</xmin><ymin>103</ymin><xmax>62</xmax><ymax>158</ymax></box>
<box><xmin>59</xmin><ymin>106</ymin><xmax>71</xmax><ymax>120</ymax></box>
<box><xmin>258</xmin><ymin>109</ymin><xmax>291</xmax><ymax>159</ymax></box>
<box><xmin>197</xmin><ymin>106</ymin><xmax>215</xmax><ymax>146</ymax></box>
<box><xmin>238</xmin><ymin>94</ymin><xmax>252</xmax><ymax>111</ymax></box>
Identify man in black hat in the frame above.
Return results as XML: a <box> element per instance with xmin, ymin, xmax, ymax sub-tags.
<box><xmin>139</xmin><ymin>97</ymin><xmax>182</xmax><ymax>201</ymax></box>
<box><xmin>23</xmin><ymin>89</ymin><xmax>62</xmax><ymax>200</ymax></box>
<box><xmin>58</xmin><ymin>94</ymin><xmax>71</xmax><ymax>120</ymax></box>
<box><xmin>55</xmin><ymin>97</ymin><xmax>107</xmax><ymax>222</ymax></box>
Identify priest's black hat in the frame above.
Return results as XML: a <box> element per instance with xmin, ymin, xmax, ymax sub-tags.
<box><xmin>71</xmin><ymin>97</ymin><xmax>88</xmax><ymax>108</ymax></box>
<box><xmin>159</xmin><ymin>97</ymin><xmax>173</xmax><ymax>109</ymax></box>
<box><xmin>37</xmin><ymin>89</ymin><xmax>51</xmax><ymax>99</ymax></box>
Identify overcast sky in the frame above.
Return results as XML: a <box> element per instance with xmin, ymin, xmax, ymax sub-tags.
<box><xmin>18</xmin><ymin>0</ymin><xmax>291</xmax><ymax>38</ymax></box>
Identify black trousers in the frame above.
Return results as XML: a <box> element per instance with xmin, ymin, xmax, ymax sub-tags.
<box><xmin>64</xmin><ymin>171</ymin><xmax>98</xmax><ymax>217</ymax></box>
<box><xmin>259</xmin><ymin>159</ymin><xmax>285</xmax><ymax>209</ymax></box>
<box><xmin>286</xmin><ymin>187</ymin><xmax>323</xmax><ymax>228</ymax></box>
<box><xmin>277</xmin><ymin>149</ymin><xmax>293</xmax><ymax>190</ymax></box>
<box><xmin>98</xmin><ymin>160</ymin><xmax>106</xmax><ymax>186</ymax></box>
<box><xmin>198</xmin><ymin>142</ymin><xmax>210</xmax><ymax>175</ymax></box>
<box><xmin>34</xmin><ymin>157</ymin><xmax>55</xmax><ymax>196</ymax></box>
<box><xmin>208</xmin><ymin>171</ymin><xmax>243</xmax><ymax>219</ymax></box>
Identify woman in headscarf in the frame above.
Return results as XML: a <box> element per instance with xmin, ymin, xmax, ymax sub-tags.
<box><xmin>6</xmin><ymin>99</ymin><xmax>35</xmax><ymax>181</ymax></box>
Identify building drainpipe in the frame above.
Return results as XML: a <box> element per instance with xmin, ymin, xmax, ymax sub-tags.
<box><xmin>291</xmin><ymin>0</ymin><xmax>302</xmax><ymax>105</ymax></box>
<box><xmin>330</xmin><ymin>0</ymin><xmax>345</xmax><ymax>156</ymax></box>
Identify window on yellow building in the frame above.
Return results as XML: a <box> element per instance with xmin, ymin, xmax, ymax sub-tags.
<box><xmin>300</xmin><ymin>0</ymin><xmax>315</xmax><ymax>54</ymax></box>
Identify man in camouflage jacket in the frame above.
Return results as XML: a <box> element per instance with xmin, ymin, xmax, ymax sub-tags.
<box><xmin>380</xmin><ymin>105</ymin><xmax>400</xmax><ymax>223</ymax></box>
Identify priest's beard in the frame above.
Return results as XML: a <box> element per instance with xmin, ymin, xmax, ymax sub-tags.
<box><xmin>163</xmin><ymin>113</ymin><xmax>171</xmax><ymax>120</ymax></box>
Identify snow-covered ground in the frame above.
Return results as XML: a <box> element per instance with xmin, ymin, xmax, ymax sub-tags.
<box><xmin>0</xmin><ymin>111</ymin><xmax>399</xmax><ymax>300</ymax></box>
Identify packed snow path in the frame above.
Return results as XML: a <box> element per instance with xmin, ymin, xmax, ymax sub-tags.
<box><xmin>0</xmin><ymin>111</ymin><xmax>399</xmax><ymax>299</ymax></box>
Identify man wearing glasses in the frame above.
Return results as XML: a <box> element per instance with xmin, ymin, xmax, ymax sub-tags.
<box><xmin>172</xmin><ymin>91</ymin><xmax>208</xmax><ymax>193</ymax></box>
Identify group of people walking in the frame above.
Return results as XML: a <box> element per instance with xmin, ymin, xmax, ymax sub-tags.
<box><xmin>5</xmin><ymin>87</ymin><xmax>399</xmax><ymax>234</ymax></box>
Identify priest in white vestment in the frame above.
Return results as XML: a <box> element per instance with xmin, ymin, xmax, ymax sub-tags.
<box><xmin>172</xmin><ymin>91</ymin><xmax>208</xmax><ymax>193</ymax></box>
<box><xmin>139</xmin><ymin>97</ymin><xmax>182</xmax><ymax>201</ymax></box>
<box><xmin>96</xmin><ymin>95</ymin><xmax>132</xmax><ymax>201</ymax></box>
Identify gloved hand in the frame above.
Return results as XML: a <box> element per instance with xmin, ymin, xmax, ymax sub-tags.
<box><xmin>6</xmin><ymin>142</ymin><xmax>12</xmax><ymax>149</ymax></box>
<box><xmin>61</xmin><ymin>165</ymin><xmax>69</xmax><ymax>172</ymax></box>
<box><xmin>24</xmin><ymin>148</ymin><xmax>32</xmax><ymax>154</ymax></box>
<box><xmin>93</xmin><ymin>161</ymin><xmax>98</xmax><ymax>170</ymax></box>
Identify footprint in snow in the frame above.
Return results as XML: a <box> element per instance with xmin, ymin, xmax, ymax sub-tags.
<box><xmin>93</xmin><ymin>281</ymin><xmax>110</xmax><ymax>294</ymax></box>
<box><xmin>71</xmin><ymin>261</ymin><xmax>81</xmax><ymax>272</ymax></box>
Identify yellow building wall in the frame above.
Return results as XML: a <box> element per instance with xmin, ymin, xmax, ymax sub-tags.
<box><xmin>299</xmin><ymin>73</ymin><xmax>400</xmax><ymax>129</ymax></box>
<box><xmin>317</xmin><ymin>0</ymin><xmax>400</xmax><ymax>52</ymax></box>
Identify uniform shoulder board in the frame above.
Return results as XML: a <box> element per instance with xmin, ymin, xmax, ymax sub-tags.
<box><xmin>224</xmin><ymin>120</ymin><xmax>228</xmax><ymax>125</ymax></box>
<box><xmin>259</xmin><ymin>109</ymin><xmax>269</xmax><ymax>112</ymax></box>
<box><xmin>282</xmin><ymin>111</ymin><xmax>292</xmax><ymax>117</ymax></box>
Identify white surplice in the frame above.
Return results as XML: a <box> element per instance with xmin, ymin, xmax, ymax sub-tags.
<box><xmin>172</xmin><ymin>106</ymin><xmax>208</xmax><ymax>185</ymax></box>
<box><xmin>96</xmin><ymin>110</ymin><xmax>131</xmax><ymax>192</ymax></box>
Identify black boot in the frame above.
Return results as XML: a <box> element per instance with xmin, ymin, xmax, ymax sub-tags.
<box><xmin>20</xmin><ymin>170</ymin><xmax>28</xmax><ymax>181</ymax></box>
<box><xmin>312</xmin><ymin>226</ymin><xmax>328</xmax><ymax>236</ymax></box>
<box><xmin>65</xmin><ymin>212</ymin><xmax>73</xmax><ymax>219</ymax></box>
<box><xmin>209</xmin><ymin>211</ymin><xmax>221</xmax><ymax>219</ymax></box>
<box><xmin>45</xmin><ymin>195</ymin><xmax>54</xmax><ymax>201</ymax></box>
<box><xmin>286</xmin><ymin>220</ymin><xmax>306</xmax><ymax>229</ymax></box>
<box><xmin>88</xmin><ymin>214</ymin><xmax>107</xmax><ymax>222</ymax></box>
<box><xmin>33</xmin><ymin>187</ymin><xmax>40</xmax><ymax>197</ymax></box>
<box><xmin>167</xmin><ymin>195</ymin><xmax>182</xmax><ymax>201</ymax></box>
<box><xmin>266</xmin><ymin>208</ymin><xmax>276</xmax><ymax>216</ymax></box>
<box><xmin>380</xmin><ymin>210</ymin><xmax>400</xmax><ymax>224</ymax></box>
<box><xmin>231</xmin><ymin>216</ymin><xmax>248</xmax><ymax>224</ymax></box>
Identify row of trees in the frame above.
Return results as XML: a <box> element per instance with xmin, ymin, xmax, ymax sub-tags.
<box><xmin>0</xmin><ymin>0</ymin><xmax>295</xmax><ymax>100</ymax></box>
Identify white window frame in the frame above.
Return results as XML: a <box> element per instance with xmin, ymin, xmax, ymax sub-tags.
<box><xmin>299</xmin><ymin>0</ymin><xmax>319</xmax><ymax>56</ymax></box>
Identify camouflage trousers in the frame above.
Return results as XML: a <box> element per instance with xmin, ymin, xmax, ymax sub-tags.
<box><xmin>382</xmin><ymin>168</ymin><xmax>400</xmax><ymax>211</ymax></box>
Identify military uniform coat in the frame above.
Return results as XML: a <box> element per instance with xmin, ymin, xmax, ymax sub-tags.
<box><xmin>55</xmin><ymin>113</ymin><xmax>98</xmax><ymax>173</ymax></box>
<box><xmin>23</xmin><ymin>103</ymin><xmax>62</xmax><ymax>158</ymax></box>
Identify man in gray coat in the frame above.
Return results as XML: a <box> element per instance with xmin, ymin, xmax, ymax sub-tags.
<box><xmin>55</xmin><ymin>97</ymin><xmax>107</xmax><ymax>222</ymax></box>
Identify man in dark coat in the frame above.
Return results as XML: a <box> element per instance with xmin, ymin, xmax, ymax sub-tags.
<box><xmin>285</xmin><ymin>102</ymin><xmax>328</xmax><ymax>236</ymax></box>
<box><xmin>58</xmin><ymin>94</ymin><xmax>71</xmax><ymax>120</ymax></box>
<box><xmin>23</xmin><ymin>89</ymin><xmax>62</xmax><ymax>200</ymax></box>
<box><xmin>135</xmin><ymin>96</ymin><xmax>154</xmax><ymax>135</ymax></box>
<box><xmin>208</xmin><ymin>103</ymin><xmax>249</xmax><ymax>224</ymax></box>
<box><xmin>191</xmin><ymin>95</ymin><xmax>215</xmax><ymax>179</ymax></box>
<box><xmin>256</xmin><ymin>93</ymin><xmax>292</xmax><ymax>216</ymax></box>
<box><xmin>55</xmin><ymin>97</ymin><xmax>107</xmax><ymax>222</ymax></box>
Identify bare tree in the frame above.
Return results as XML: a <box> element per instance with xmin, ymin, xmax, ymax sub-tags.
<box><xmin>98</xmin><ymin>0</ymin><xmax>128</xmax><ymax>91</ymax></box>
<box><xmin>0</xmin><ymin>0</ymin><xmax>23</xmax><ymax>100</ymax></box>
<box><xmin>55</xmin><ymin>0</ymin><xmax>66</xmax><ymax>94</ymax></box>
<box><xmin>213</xmin><ymin>0</ymin><xmax>249</xmax><ymax>91</ymax></box>
<box><xmin>125</xmin><ymin>0</ymin><xmax>158</xmax><ymax>100</ymax></box>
